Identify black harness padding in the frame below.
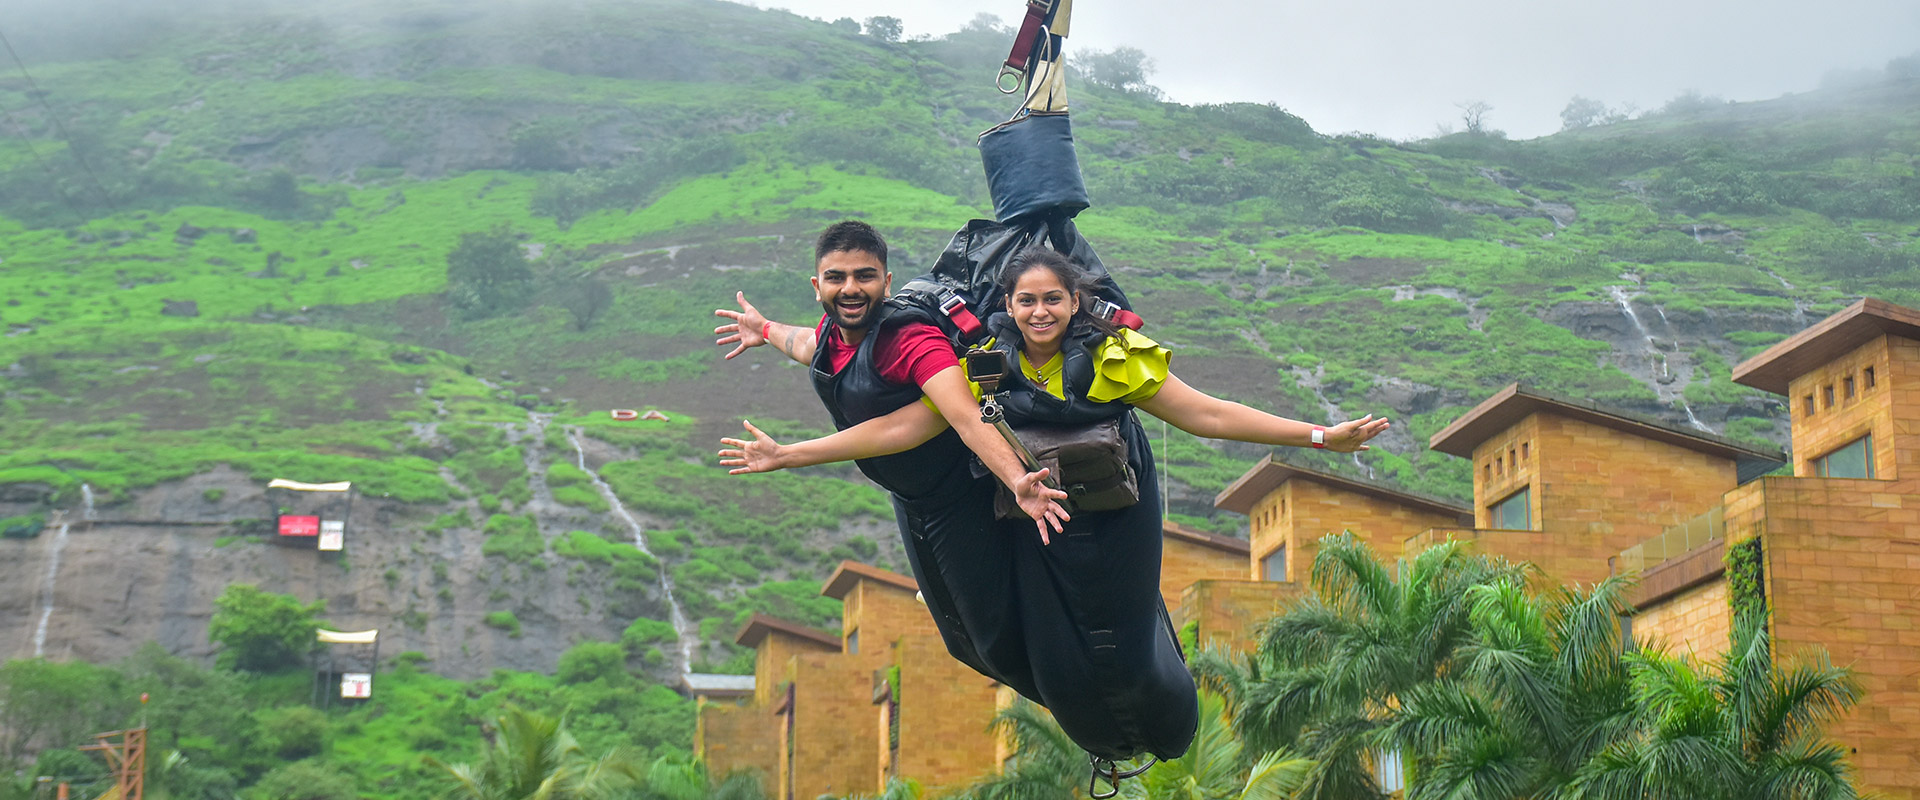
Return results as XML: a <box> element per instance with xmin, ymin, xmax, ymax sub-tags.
<box><xmin>978</xmin><ymin>312</ymin><xmax>1128</xmax><ymax>428</ymax></box>
<box><xmin>808</xmin><ymin>305</ymin><xmax>974</xmax><ymax>507</ymax></box>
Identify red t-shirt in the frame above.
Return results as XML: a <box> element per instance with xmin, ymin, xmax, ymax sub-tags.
<box><xmin>820</xmin><ymin>314</ymin><xmax>957</xmax><ymax>387</ymax></box>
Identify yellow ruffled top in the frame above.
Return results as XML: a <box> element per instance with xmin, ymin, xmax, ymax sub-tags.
<box><xmin>928</xmin><ymin>328</ymin><xmax>1170</xmax><ymax>407</ymax></box>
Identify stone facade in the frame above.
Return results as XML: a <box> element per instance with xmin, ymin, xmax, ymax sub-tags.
<box><xmin>1633</xmin><ymin>578</ymin><xmax>1731</xmax><ymax>660</ymax></box>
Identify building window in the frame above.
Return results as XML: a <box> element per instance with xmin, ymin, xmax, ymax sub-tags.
<box><xmin>1491</xmin><ymin>487</ymin><xmax>1531</xmax><ymax>530</ymax></box>
<box><xmin>1824</xmin><ymin>384</ymin><xmax>1835</xmax><ymax>408</ymax></box>
<box><xmin>1373</xmin><ymin>749</ymin><xmax>1405</xmax><ymax>793</ymax></box>
<box><xmin>1484</xmin><ymin>463</ymin><xmax>1492</xmax><ymax>481</ymax></box>
<box><xmin>1495</xmin><ymin>458</ymin><xmax>1504</xmax><ymax>477</ymax></box>
<box><xmin>1508</xmin><ymin>447</ymin><xmax>1517</xmax><ymax>472</ymax></box>
<box><xmin>1803</xmin><ymin>394</ymin><xmax>1815</xmax><ymax>416</ymax></box>
<box><xmin>1263</xmin><ymin>545</ymin><xmax>1288</xmax><ymax>582</ymax></box>
<box><xmin>1865</xmin><ymin>366</ymin><xmax>1877</xmax><ymax>389</ymax></box>
<box><xmin>1844</xmin><ymin>375</ymin><xmax>1856</xmax><ymax>400</ymax></box>
<box><xmin>1521</xmin><ymin>442</ymin><xmax>1530</xmax><ymax>461</ymax></box>
<box><xmin>846</xmin><ymin>628</ymin><xmax>859</xmax><ymax>655</ymax></box>
<box><xmin>1814</xmin><ymin>435</ymin><xmax>1875</xmax><ymax>479</ymax></box>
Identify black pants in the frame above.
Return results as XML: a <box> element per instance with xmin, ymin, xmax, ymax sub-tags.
<box><xmin>892</xmin><ymin>414</ymin><xmax>1198</xmax><ymax>761</ymax></box>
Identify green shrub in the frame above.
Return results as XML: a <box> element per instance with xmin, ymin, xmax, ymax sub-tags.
<box><xmin>481</xmin><ymin>514</ymin><xmax>544</xmax><ymax>562</ymax></box>
<box><xmin>0</xmin><ymin>513</ymin><xmax>46</xmax><ymax>539</ymax></box>
<box><xmin>556</xmin><ymin>641</ymin><xmax>628</xmax><ymax>684</ymax></box>
<box><xmin>208</xmin><ymin>585</ymin><xmax>326</xmax><ymax>671</ymax></box>
<box><xmin>622</xmin><ymin>618</ymin><xmax>678</xmax><ymax>650</ymax></box>
<box><xmin>483</xmin><ymin>611</ymin><xmax>522</xmax><ymax>637</ymax></box>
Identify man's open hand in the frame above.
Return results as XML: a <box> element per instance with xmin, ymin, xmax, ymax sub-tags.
<box><xmin>1325</xmin><ymin>414</ymin><xmax>1391</xmax><ymax>452</ymax></box>
<box><xmin>1011</xmin><ymin>467</ymin><xmax>1071</xmax><ymax>545</ymax></box>
<box><xmin>714</xmin><ymin>292</ymin><xmax>769</xmax><ymax>360</ymax></box>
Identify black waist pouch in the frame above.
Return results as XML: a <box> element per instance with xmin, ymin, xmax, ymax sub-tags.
<box><xmin>994</xmin><ymin>417</ymin><xmax>1139</xmax><ymax>519</ymax></box>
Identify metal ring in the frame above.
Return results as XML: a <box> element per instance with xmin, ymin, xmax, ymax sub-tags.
<box><xmin>996</xmin><ymin>66</ymin><xmax>1025</xmax><ymax>94</ymax></box>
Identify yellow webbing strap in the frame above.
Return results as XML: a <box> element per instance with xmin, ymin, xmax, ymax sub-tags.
<box><xmin>1010</xmin><ymin>0</ymin><xmax>1074</xmax><ymax>114</ymax></box>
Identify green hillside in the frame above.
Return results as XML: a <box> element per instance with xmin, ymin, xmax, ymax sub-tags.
<box><xmin>1</xmin><ymin>0</ymin><xmax>1917</xmax><ymax>795</ymax></box>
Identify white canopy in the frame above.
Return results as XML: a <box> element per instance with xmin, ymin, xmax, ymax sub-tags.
<box><xmin>270</xmin><ymin>479</ymin><xmax>353</xmax><ymax>493</ymax></box>
<box><xmin>316</xmin><ymin>629</ymin><xmax>378</xmax><ymax>644</ymax></box>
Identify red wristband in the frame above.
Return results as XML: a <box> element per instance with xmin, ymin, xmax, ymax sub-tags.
<box><xmin>1311</xmin><ymin>426</ymin><xmax>1327</xmax><ymax>449</ymax></box>
<box><xmin>762</xmin><ymin>321</ymin><xmax>774</xmax><ymax>341</ymax></box>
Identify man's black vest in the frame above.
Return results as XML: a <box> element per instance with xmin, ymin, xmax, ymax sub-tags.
<box><xmin>810</xmin><ymin>306</ymin><xmax>976</xmax><ymax>505</ymax></box>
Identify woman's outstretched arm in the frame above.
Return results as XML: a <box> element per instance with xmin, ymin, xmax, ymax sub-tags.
<box><xmin>1132</xmin><ymin>374</ymin><xmax>1389</xmax><ymax>451</ymax></box>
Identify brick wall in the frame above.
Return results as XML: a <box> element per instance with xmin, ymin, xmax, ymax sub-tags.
<box><xmin>699</xmin><ymin>699</ymin><xmax>780</xmax><ymax>788</ymax></box>
<box><xmin>756</xmin><ymin>632</ymin><xmax>839</xmax><ymax>707</ymax></box>
<box><xmin>1161</xmin><ymin>536</ymin><xmax>1246</xmax><ymax>612</ymax></box>
<box><xmin>1280</xmin><ymin>481</ymin><xmax>1469</xmax><ymax>583</ymax></box>
<box><xmin>1458</xmin><ymin>413</ymin><xmax>1737</xmax><ymax>586</ymax></box>
<box><xmin>787</xmin><ymin>651</ymin><xmax>886</xmax><ymax>800</ymax></box>
<box><xmin>1736</xmin><ymin>474</ymin><xmax>1920</xmax><ymax>799</ymax></box>
<box><xmin>1634</xmin><ymin>578</ymin><xmax>1732</xmax><ymax>661</ymax></box>
<box><xmin>846</xmin><ymin>581</ymin><xmax>936</xmax><ymax>655</ymax></box>
<box><xmin>893</xmin><ymin>634</ymin><xmax>1001</xmax><ymax>788</ymax></box>
<box><xmin>1786</xmin><ymin>334</ymin><xmax>1913</xmax><ymax>481</ymax></box>
<box><xmin>1179</xmin><ymin>579</ymin><xmax>1308</xmax><ymax>655</ymax></box>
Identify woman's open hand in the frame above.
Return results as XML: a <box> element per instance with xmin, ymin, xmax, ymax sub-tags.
<box><xmin>718</xmin><ymin>420</ymin><xmax>786</xmax><ymax>474</ymax></box>
<box><xmin>1324</xmin><ymin>414</ymin><xmax>1390</xmax><ymax>452</ymax></box>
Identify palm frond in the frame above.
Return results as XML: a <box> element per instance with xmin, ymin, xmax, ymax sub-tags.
<box><xmin>1238</xmin><ymin>750</ymin><xmax>1314</xmax><ymax>800</ymax></box>
<box><xmin>1746</xmin><ymin>739</ymin><xmax>1860</xmax><ymax>800</ymax></box>
<box><xmin>1749</xmin><ymin>654</ymin><xmax>1862</xmax><ymax>758</ymax></box>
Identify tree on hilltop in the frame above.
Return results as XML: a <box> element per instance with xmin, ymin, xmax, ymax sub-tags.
<box><xmin>1078</xmin><ymin>47</ymin><xmax>1160</xmax><ymax>96</ymax></box>
<box><xmin>864</xmin><ymin>16</ymin><xmax>903</xmax><ymax>42</ymax></box>
<box><xmin>447</xmin><ymin>226</ymin><xmax>534</xmax><ymax>318</ymax></box>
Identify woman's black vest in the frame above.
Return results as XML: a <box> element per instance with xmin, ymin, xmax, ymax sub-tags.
<box><xmin>979</xmin><ymin>312</ymin><xmax>1132</xmax><ymax>428</ymax></box>
<box><xmin>810</xmin><ymin>306</ymin><xmax>976</xmax><ymax>505</ymax></box>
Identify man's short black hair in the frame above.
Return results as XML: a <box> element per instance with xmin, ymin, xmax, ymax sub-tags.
<box><xmin>815</xmin><ymin>220</ymin><xmax>887</xmax><ymax>268</ymax></box>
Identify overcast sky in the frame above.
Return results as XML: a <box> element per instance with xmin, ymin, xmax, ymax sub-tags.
<box><xmin>753</xmin><ymin>0</ymin><xmax>1920</xmax><ymax>140</ymax></box>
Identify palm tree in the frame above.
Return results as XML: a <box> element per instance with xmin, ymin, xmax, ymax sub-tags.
<box><xmin>1127</xmin><ymin>692</ymin><xmax>1312</xmax><ymax>800</ymax></box>
<box><xmin>952</xmin><ymin>693</ymin><xmax>1310</xmax><ymax>800</ymax></box>
<box><xmin>1570</xmin><ymin>620</ymin><xmax>1863</xmax><ymax>800</ymax></box>
<box><xmin>1381</xmin><ymin>576</ymin><xmax>1640</xmax><ymax>800</ymax></box>
<box><xmin>949</xmin><ymin>699</ymin><xmax>1083</xmax><ymax>800</ymax></box>
<box><xmin>429</xmin><ymin>706</ymin><xmax>641</xmax><ymax>800</ymax></box>
<box><xmin>1195</xmin><ymin>534</ymin><xmax>1531</xmax><ymax>800</ymax></box>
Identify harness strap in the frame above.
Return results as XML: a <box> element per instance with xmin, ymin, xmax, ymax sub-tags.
<box><xmin>1089</xmin><ymin>298</ymin><xmax>1145</xmax><ymax>332</ymax></box>
<box><xmin>1002</xmin><ymin>0</ymin><xmax>1054</xmax><ymax>71</ymax></box>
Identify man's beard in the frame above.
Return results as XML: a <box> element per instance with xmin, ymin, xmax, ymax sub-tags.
<box><xmin>823</xmin><ymin>297</ymin><xmax>879</xmax><ymax>331</ymax></box>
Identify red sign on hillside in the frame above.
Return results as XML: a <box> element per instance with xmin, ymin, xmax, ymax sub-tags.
<box><xmin>278</xmin><ymin>515</ymin><xmax>320</xmax><ymax>536</ymax></box>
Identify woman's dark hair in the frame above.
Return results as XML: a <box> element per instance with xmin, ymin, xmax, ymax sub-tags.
<box><xmin>997</xmin><ymin>247</ymin><xmax>1121</xmax><ymax>341</ymax></box>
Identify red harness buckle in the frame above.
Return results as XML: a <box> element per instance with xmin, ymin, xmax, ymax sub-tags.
<box><xmin>939</xmin><ymin>292</ymin><xmax>984</xmax><ymax>338</ymax></box>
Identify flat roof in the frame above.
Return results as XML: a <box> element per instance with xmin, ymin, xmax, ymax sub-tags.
<box><xmin>821</xmin><ymin>560</ymin><xmax>918</xmax><ymax>600</ymax></box>
<box><xmin>733</xmin><ymin>613</ymin><xmax>841</xmax><ymax>650</ymax></box>
<box><xmin>683</xmin><ymin>673</ymin><xmax>756</xmax><ymax>696</ymax></box>
<box><xmin>1215</xmin><ymin>453</ymin><xmax>1471</xmax><ymax>519</ymax></box>
<box><xmin>1429</xmin><ymin>384</ymin><xmax>1786</xmax><ymax>479</ymax></box>
<box><xmin>1732</xmin><ymin>298</ymin><xmax>1920</xmax><ymax>395</ymax></box>
<box><xmin>1161</xmin><ymin>521</ymin><xmax>1250</xmax><ymax>555</ymax></box>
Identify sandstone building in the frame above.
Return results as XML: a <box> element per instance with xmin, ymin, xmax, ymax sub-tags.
<box><xmin>696</xmin><ymin>298</ymin><xmax>1920</xmax><ymax>800</ymax></box>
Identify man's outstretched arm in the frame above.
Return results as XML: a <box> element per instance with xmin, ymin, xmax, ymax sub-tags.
<box><xmin>715</xmin><ymin>291</ymin><xmax>817</xmax><ymax>364</ymax></box>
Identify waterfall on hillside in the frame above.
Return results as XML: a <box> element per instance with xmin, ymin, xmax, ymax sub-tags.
<box><xmin>1609</xmin><ymin>286</ymin><xmax>1713</xmax><ymax>434</ymax></box>
<box><xmin>33</xmin><ymin>485</ymin><xmax>87</xmax><ymax>657</ymax></box>
<box><xmin>567</xmin><ymin>429</ymin><xmax>696</xmax><ymax>677</ymax></box>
